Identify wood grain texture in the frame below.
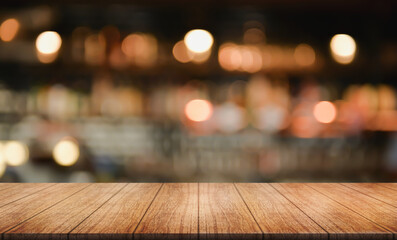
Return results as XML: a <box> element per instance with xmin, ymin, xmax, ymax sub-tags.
<box><xmin>134</xmin><ymin>183</ymin><xmax>198</xmax><ymax>240</ymax></box>
<box><xmin>235</xmin><ymin>183</ymin><xmax>327</xmax><ymax>240</ymax></box>
<box><xmin>4</xmin><ymin>183</ymin><xmax>126</xmax><ymax>240</ymax></box>
<box><xmin>69</xmin><ymin>183</ymin><xmax>162</xmax><ymax>240</ymax></box>
<box><xmin>0</xmin><ymin>183</ymin><xmax>396</xmax><ymax>240</ymax></box>
<box><xmin>272</xmin><ymin>183</ymin><xmax>393</xmax><ymax>240</ymax></box>
<box><xmin>199</xmin><ymin>183</ymin><xmax>262</xmax><ymax>240</ymax></box>
<box><xmin>0</xmin><ymin>183</ymin><xmax>54</xmax><ymax>208</ymax></box>
<box><xmin>307</xmin><ymin>183</ymin><xmax>397</xmax><ymax>238</ymax></box>
<box><xmin>0</xmin><ymin>183</ymin><xmax>19</xmax><ymax>192</ymax></box>
<box><xmin>341</xmin><ymin>183</ymin><xmax>397</xmax><ymax>208</ymax></box>
<box><xmin>0</xmin><ymin>183</ymin><xmax>89</xmax><ymax>234</ymax></box>
<box><xmin>377</xmin><ymin>183</ymin><xmax>397</xmax><ymax>191</ymax></box>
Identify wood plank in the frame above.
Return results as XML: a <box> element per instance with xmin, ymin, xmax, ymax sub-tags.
<box><xmin>272</xmin><ymin>183</ymin><xmax>393</xmax><ymax>240</ymax></box>
<box><xmin>0</xmin><ymin>183</ymin><xmax>54</xmax><ymax>208</ymax></box>
<box><xmin>235</xmin><ymin>183</ymin><xmax>327</xmax><ymax>240</ymax></box>
<box><xmin>134</xmin><ymin>183</ymin><xmax>197</xmax><ymax>240</ymax></box>
<box><xmin>371</xmin><ymin>183</ymin><xmax>397</xmax><ymax>191</ymax></box>
<box><xmin>0</xmin><ymin>183</ymin><xmax>89</xmax><ymax>234</ymax></box>
<box><xmin>307</xmin><ymin>183</ymin><xmax>397</xmax><ymax>238</ymax></box>
<box><xmin>199</xmin><ymin>183</ymin><xmax>262</xmax><ymax>240</ymax></box>
<box><xmin>4</xmin><ymin>183</ymin><xmax>126</xmax><ymax>240</ymax></box>
<box><xmin>69</xmin><ymin>183</ymin><xmax>162</xmax><ymax>240</ymax></box>
<box><xmin>342</xmin><ymin>183</ymin><xmax>397</xmax><ymax>208</ymax></box>
<box><xmin>0</xmin><ymin>183</ymin><xmax>19</xmax><ymax>192</ymax></box>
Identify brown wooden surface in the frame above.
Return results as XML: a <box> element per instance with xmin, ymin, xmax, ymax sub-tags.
<box><xmin>0</xmin><ymin>183</ymin><xmax>396</xmax><ymax>240</ymax></box>
<box><xmin>307</xmin><ymin>183</ymin><xmax>397</xmax><ymax>238</ymax></box>
<box><xmin>0</xmin><ymin>183</ymin><xmax>89</xmax><ymax>234</ymax></box>
<box><xmin>70</xmin><ymin>183</ymin><xmax>162</xmax><ymax>240</ymax></box>
<box><xmin>342</xmin><ymin>183</ymin><xmax>397</xmax><ymax>208</ymax></box>
<box><xmin>235</xmin><ymin>183</ymin><xmax>327</xmax><ymax>240</ymax></box>
<box><xmin>0</xmin><ymin>183</ymin><xmax>54</xmax><ymax>208</ymax></box>
<box><xmin>134</xmin><ymin>183</ymin><xmax>198</xmax><ymax>240</ymax></box>
<box><xmin>4</xmin><ymin>183</ymin><xmax>125</xmax><ymax>240</ymax></box>
<box><xmin>273</xmin><ymin>183</ymin><xmax>393</xmax><ymax>240</ymax></box>
<box><xmin>199</xmin><ymin>183</ymin><xmax>262</xmax><ymax>240</ymax></box>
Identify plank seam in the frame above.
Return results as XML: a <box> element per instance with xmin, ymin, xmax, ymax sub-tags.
<box><xmin>0</xmin><ymin>183</ymin><xmax>57</xmax><ymax>209</ymax></box>
<box><xmin>67</xmin><ymin>183</ymin><xmax>129</xmax><ymax>240</ymax></box>
<box><xmin>268</xmin><ymin>183</ymin><xmax>330</xmax><ymax>240</ymax></box>
<box><xmin>306</xmin><ymin>183</ymin><xmax>394</xmax><ymax>236</ymax></box>
<box><xmin>341</xmin><ymin>183</ymin><xmax>397</xmax><ymax>209</ymax></box>
<box><xmin>2</xmin><ymin>183</ymin><xmax>92</xmax><ymax>239</ymax></box>
<box><xmin>233</xmin><ymin>183</ymin><xmax>264</xmax><ymax>240</ymax></box>
<box><xmin>131</xmin><ymin>183</ymin><xmax>164</xmax><ymax>240</ymax></box>
<box><xmin>198</xmin><ymin>182</ymin><xmax>200</xmax><ymax>240</ymax></box>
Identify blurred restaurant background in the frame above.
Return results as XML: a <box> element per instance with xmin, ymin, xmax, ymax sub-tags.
<box><xmin>1</xmin><ymin>1</ymin><xmax>397</xmax><ymax>182</ymax></box>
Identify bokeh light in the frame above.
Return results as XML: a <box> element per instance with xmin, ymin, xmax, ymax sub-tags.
<box><xmin>214</xmin><ymin>102</ymin><xmax>247</xmax><ymax>133</ymax></box>
<box><xmin>36</xmin><ymin>31</ymin><xmax>62</xmax><ymax>55</ymax></box>
<box><xmin>121</xmin><ymin>33</ymin><xmax>158</xmax><ymax>67</ymax></box>
<box><xmin>218</xmin><ymin>43</ymin><xmax>262</xmax><ymax>72</ymax></box>
<box><xmin>85</xmin><ymin>33</ymin><xmax>106</xmax><ymax>65</ymax></box>
<box><xmin>0</xmin><ymin>160</ymin><xmax>5</xmax><ymax>178</ymax></box>
<box><xmin>243</xmin><ymin>28</ymin><xmax>265</xmax><ymax>44</ymax></box>
<box><xmin>3</xmin><ymin>141</ymin><xmax>29</xmax><ymax>166</ymax></box>
<box><xmin>173</xmin><ymin>40</ymin><xmax>192</xmax><ymax>63</ymax></box>
<box><xmin>0</xmin><ymin>143</ymin><xmax>5</xmax><ymax>177</ymax></box>
<box><xmin>313</xmin><ymin>101</ymin><xmax>337</xmax><ymax>123</ymax></box>
<box><xmin>53</xmin><ymin>138</ymin><xmax>80</xmax><ymax>166</ymax></box>
<box><xmin>294</xmin><ymin>43</ymin><xmax>316</xmax><ymax>66</ymax></box>
<box><xmin>240</xmin><ymin>46</ymin><xmax>262</xmax><ymax>73</ymax></box>
<box><xmin>184</xmin><ymin>99</ymin><xmax>213</xmax><ymax>122</ymax></box>
<box><xmin>0</xmin><ymin>18</ymin><xmax>20</xmax><ymax>42</ymax></box>
<box><xmin>330</xmin><ymin>34</ymin><xmax>356</xmax><ymax>64</ymax></box>
<box><xmin>218</xmin><ymin>43</ymin><xmax>241</xmax><ymax>71</ymax></box>
<box><xmin>184</xmin><ymin>29</ymin><xmax>213</xmax><ymax>53</ymax></box>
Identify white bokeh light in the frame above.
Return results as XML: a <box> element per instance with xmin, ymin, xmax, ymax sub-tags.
<box><xmin>184</xmin><ymin>29</ymin><xmax>213</xmax><ymax>53</ymax></box>
<box><xmin>36</xmin><ymin>31</ymin><xmax>62</xmax><ymax>54</ymax></box>
<box><xmin>330</xmin><ymin>34</ymin><xmax>356</xmax><ymax>64</ymax></box>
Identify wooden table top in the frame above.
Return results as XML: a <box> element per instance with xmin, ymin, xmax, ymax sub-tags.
<box><xmin>0</xmin><ymin>183</ymin><xmax>396</xmax><ymax>240</ymax></box>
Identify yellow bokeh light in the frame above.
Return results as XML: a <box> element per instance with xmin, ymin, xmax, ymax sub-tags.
<box><xmin>36</xmin><ymin>31</ymin><xmax>62</xmax><ymax>54</ymax></box>
<box><xmin>313</xmin><ymin>101</ymin><xmax>337</xmax><ymax>123</ymax></box>
<box><xmin>53</xmin><ymin>138</ymin><xmax>80</xmax><ymax>167</ymax></box>
<box><xmin>0</xmin><ymin>160</ymin><xmax>5</xmax><ymax>177</ymax></box>
<box><xmin>330</xmin><ymin>34</ymin><xmax>356</xmax><ymax>64</ymax></box>
<box><xmin>3</xmin><ymin>141</ymin><xmax>29</xmax><ymax>166</ymax></box>
<box><xmin>0</xmin><ymin>143</ymin><xmax>5</xmax><ymax>177</ymax></box>
<box><xmin>184</xmin><ymin>29</ymin><xmax>213</xmax><ymax>53</ymax></box>
<box><xmin>0</xmin><ymin>18</ymin><xmax>20</xmax><ymax>42</ymax></box>
<box><xmin>184</xmin><ymin>99</ymin><xmax>213</xmax><ymax>122</ymax></box>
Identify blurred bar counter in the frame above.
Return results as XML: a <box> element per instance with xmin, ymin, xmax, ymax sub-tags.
<box><xmin>0</xmin><ymin>114</ymin><xmax>395</xmax><ymax>182</ymax></box>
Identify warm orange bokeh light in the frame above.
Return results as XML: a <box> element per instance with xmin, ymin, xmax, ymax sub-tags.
<box><xmin>294</xmin><ymin>43</ymin><xmax>316</xmax><ymax>67</ymax></box>
<box><xmin>218</xmin><ymin>43</ymin><xmax>241</xmax><ymax>71</ymax></box>
<box><xmin>173</xmin><ymin>40</ymin><xmax>192</xmax><ymax>63</ymax></box>
<box><xmin>184</xmin><ymin>99</ymin><xmax>213</xmax><ymax>122</ymax></box>
<box><xmin>313</xmin><ymin>101</ymin><xmax>337</xmax><ymax>123</ymax></box>
<box><xmin>121</xmin><ymin>33</ymin><xmax>158</xmax><ymax>67</ymax></box>
<box><xmin>0</xmin><ymin>18</ymin><xmax>20</xmax><ymax>42</ymax></box>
